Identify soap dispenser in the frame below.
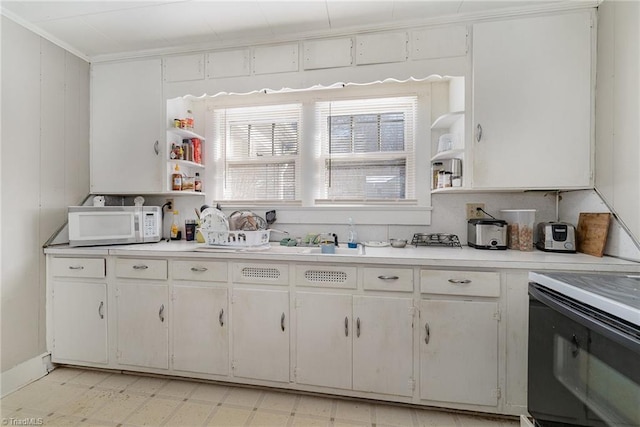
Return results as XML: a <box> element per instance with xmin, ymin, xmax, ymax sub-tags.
<box><xmin>347</xmin><ymin>217</ymin><xmax>358</xmax><ymax>248</ymax></box>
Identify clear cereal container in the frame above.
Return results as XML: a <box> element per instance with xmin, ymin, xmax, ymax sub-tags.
<box><xmin>500</xmin><ymin>209</ymin><xmax>536</xmax><ymax>251</ymax></box>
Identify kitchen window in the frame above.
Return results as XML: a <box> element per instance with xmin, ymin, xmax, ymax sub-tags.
<box><xmin>206</xmin><ymin>81</ymin><xmax>432</xmax><ymax>223</ymax></box>
<box><xmin>213</xmin><ymin>104</ymin><xmax>301</xmax><ymax>201</ymax></box>
<box><xmin>316</xmin><ymin>97</ymin><xmax>415</xmax><ymax>203</ymax></box>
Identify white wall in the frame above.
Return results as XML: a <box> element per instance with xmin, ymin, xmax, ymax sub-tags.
<box><xmin>1</xmin><ymin>16</ymin><xmax>90</xmax><ymax>373</ymax></box>
<box><xmin>595</xmin><ymin>0</ymin><xmax>640</xmax><ymax>243</ymax></box>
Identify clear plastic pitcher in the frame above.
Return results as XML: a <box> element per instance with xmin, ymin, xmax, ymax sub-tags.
<box><xmin>500</xmin><ymin>209</ymin><xmax>536</xmax><ymax>251</ymax></box>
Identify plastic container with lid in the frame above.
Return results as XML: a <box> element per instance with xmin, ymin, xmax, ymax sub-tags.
<box><xmin>500</xmin><ymin>209</ymin><xmax>536</xmax><ymax>251</ymax></box>
<box><xmin>432</xmin><ymin>162</ymin><xmax>444</xmax><ymax>190</ymax></box>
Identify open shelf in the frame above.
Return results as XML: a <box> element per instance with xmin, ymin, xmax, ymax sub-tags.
<box><xmin>431</xmin><ymin>149</ymin><xmax>464</xmax><ymax>162</ymax></box>
<box><xmin>167</xmin><ymin>127</ymin><xmax>205</xmax><ymax>140</ymax></box>
<box><xmin>430</xmin><ymin>111</ymin><xmax>464</xmax><ymax>130</ymax></box>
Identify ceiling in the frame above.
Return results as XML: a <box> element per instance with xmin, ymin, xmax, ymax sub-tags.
<box><xmin>1</xmin><ymin>0</ymin><xmax>587</xmax><ymax>62</ymax></box>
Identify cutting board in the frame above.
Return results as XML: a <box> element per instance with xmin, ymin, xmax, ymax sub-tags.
<box><xmin>576</xmin><ymin>213</ymin><xmax>611</xmax><ymax>257</ymax></box>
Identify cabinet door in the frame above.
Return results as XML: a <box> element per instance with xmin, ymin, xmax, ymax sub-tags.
<box><xmin>231</xmin><ymin>288</ymin><xmax>289</xmax><ymax>382</ymax></box>
<box><xmin>116</xmin><ymin>282</ymin><xmax>168</xmax><ymax>369</ymax></box>
<box><xmin>91</xmin><ymin>59</ymin><xmax>163</xmax><ymax>193</ymax></box>
<box><xmin>472</xmin><ymin>12</ymin><xmax>592</xmax><ymax>189</ymax></box>
<box><xmin>353</xmin><ymin>296</ymin><xmax>414</xmax><ymax>397</ymax></box>
<box><xmin>52</xmin><ymin>281</ymin><xmax>107</xmax><ymax>364</ymax></box>
<box><xmin>420</xmin><ymin>299</ymin><xmax>499</xmax><ymax>406</ymax></box>
<box><xmin>295</xmin><ymin>292</ymin><xmax>352</xmax><ymax>389</ymax></box>
<box><xmin>172</xmin><ymin>285</ymin><xmax>228</xmax><ymax>375</ymax></box>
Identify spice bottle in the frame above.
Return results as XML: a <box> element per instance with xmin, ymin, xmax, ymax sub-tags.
<box><xmin>194</xmin><ymin>172</ymin><xmax>202</xmax><ymax>192</ymax></box>
<box><xmin>171</xmin><ymin>164</ymin><xmax>182</xmax><ymax>191</ymax></box>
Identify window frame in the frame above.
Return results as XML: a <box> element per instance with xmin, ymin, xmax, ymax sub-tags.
<box><xmin>204</xmin><ymin>81</ymin><xmax>433</xmax><ymax>225</ymax></box>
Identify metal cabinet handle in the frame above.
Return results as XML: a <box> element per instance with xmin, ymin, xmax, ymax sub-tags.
<box><xmin>378</xmin><ymin>275</ymin><xmax>399</xmax><ymax>280</ymax></box>
<box><xmin>98</xmin><ymin>301</ymin><xmax>104</xmax><ymax>319</ymax></box>
<box><xmin>345</xmin><ymin>316</ymin><xmax>349</xmax><ymax>337</ymax></box>
<box><xmin>133</xmin><ymin>264</ymin><xmax>149</xmax><ymax>270</ymax></box>
<box><xmin>159</xmin><ymin>304</ymin><xmax>165</xmax><ymax>322</ymax></box>
<box><xmin>154</xmin><ymin>140</ymin><xmax>159</xmax><ymax>155</ymax></box>
<box><xmin>281</xmin><ymin>312</ymin><xmax>286</xmax><ymax>332</ymax></box>
<box><xmin>219</xmin><ymin>308</ymin><xmax>224</xmax><ymax>327</ymax></box>
<box><xmin>448</xmin><ymin>279</ymin><xmax>471</xmax><ymax>284</ymax></box>
<box><xmin>191</xmin><ymin>267</ymin><xmax>208</xmax><ymax>272</ymax></box>
<box><xmin>69</xmin><ymin>265</ymin><xmax>84</xmax><ymax>270</ymax></box>
<box><xmin>424</xmin><ymin>322</ymin><xmax>430</xmax><ymax>344</ymax></box>
<box><xmin>356</xmin><ymin>317</ymin><xmax>361</xmax><ymax>338</ymax></box>
<box><xmin>476</xmin><ymin>123</ymin><xmax>483</xmax><ymax>142</ymax></box>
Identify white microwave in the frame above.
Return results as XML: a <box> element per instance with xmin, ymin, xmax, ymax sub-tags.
<box><xmin>68</xmin><ymin>206</ymin><xmax>162</xmax><ymax>247</ymax></box>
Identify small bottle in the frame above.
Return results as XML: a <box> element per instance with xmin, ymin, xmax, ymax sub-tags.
<box><xmin>170</xmin><ymin>210</ymin><xmax>181</xmax><ymax>240</ymax></box>
<box><xmin>347</xmin><ymin>217</ymin><xmax>358</xmax><ymax>248</ymax></box>
<box><xmin>194</xmin><ymin>172</ymin><xmax>202</xmax><ymax>192</ymax></box>
<box><xmin>171</xmin><ymin>164</ymin><xmax>182</xmax><ymax>191</ymax></box>
<box><xmin>186</xmin><ymin>109</ymin><xmax>194</xmax><ymax>129</ymax></box>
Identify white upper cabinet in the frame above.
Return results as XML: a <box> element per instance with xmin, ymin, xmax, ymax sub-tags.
<box><xmin>471</xmin><ymin>12</ymin><xmax>593</xmax><ymax>189</ymax></box>
<box><xmin>91</xmin><ymin>59</ymin><xmax>164</xmax><ymax>194</ymax></box>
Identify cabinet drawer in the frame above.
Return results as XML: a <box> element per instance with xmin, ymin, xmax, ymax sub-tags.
<box><xmin>232</xmin><ymin>262</ymin><xmax>289</xmax><ymax>286</ymax></box>
<box><xmin>420</xmin><ymin>270</ymin><xmax>500</xmax><ymax>297</ymax></box>
<box><xmin>51</xmin><ymin>257</ymin><xmax>105</xmax><ymax>279</ymax></box>
<box><xmin>173</xmin><ymin>260</ymin><xmax>227</xmax><ymax>282</ymax></box>
<box><xmin>295</xmin><ymin>265</ymin><xmax>357</xmax><ymax>289</ymax></box>
<box><xmin>115</xmin><ymin>258</ymin><xmax>167</xmax><ymax>280</ymax></box>
<box><xmin>363</xmin><ymin>267</ymin><xmax>413</xmax><ymax>292</ymax></box>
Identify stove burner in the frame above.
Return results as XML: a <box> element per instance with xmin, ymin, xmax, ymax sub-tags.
<box><xmin>412</xmin><ymin>233</ymin><xmax>462</xmax><ymax>248</ymax></box>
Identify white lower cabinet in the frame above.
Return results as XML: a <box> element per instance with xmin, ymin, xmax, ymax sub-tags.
<box><xmin>352</xmin><ymin>295</ymin><xmax>414</xmax><ymax>396</ymax></box>
<box><xmin>52</xmin><ymin>281</ymin><xmax>108</xmax><ymax>364</ymax></box>
<box><xmin>419</xmin><ymin>299</ymin><xmax>499</xmax><ymax>406</ymax></box>
<box><xmin>295</xmin><ymin>292</ymin><xmax>352</xmax><ymax>389</ymax></box>
<box><xmin>116</xmin><ymin>282</ymin><xmax>169</xmax><ymax>369</ymax></box>
<box><xmin>172</xmin><ymin>285</ymin><xmax>229</xmax><ymax>375</ymax></box>
<box><xmin>295</xmin><ymin>292</ymin><xmax>414</xmax><ymax>396</ymax></box>
<box><xmin>231</xmin><ymin>288</ymin><xmax>289</xmax><ymax>382</ymax></box>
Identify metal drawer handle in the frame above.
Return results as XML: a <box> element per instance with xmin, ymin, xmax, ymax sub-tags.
<box><xmin>448</xmin><ymin>279</ymin><xmax>471</xmax><ymax>284</ymax></box>
<box><xmin>345</xmin><ymin>316</ymin><xmax>349</xmax><ymax>337</ymax></box>
<box><xmin>154</xmin><ymin>140</ymin><xmax>159</xmax><ymax>155</ymax></box>
<box><xmin>219</xmin><ymin>308</ymin><xmax>224</xmax><ymax>327</ymax></box>
<box><xmin>476</xmin><ymin>123</ymin><xmax>483</xmax><ymax>142</ymax></box>
<box><xmin>69</xmin><ymin>265</ymin><xmax>84</xmax><ymax>270</ymax></box>
<box><xmin>378</xmin><ymin>275</ymin><xmax>399</xmax><ymax>280</ymax></box>
<box><xmin>98</xmin><ymin>301</ymin><xmax>104</xmax><ymax>319</ymax></box>
<box><xmin>133</xmin><ymin>264</ymin><xmax>149</xmax><ymax>270</ymax></box>
<box><xmin>191</xmin><ymin>267</ymin><xmax>208</xmax><ymax>272</ymax></box>
<box><xmin>159</xmin><ymin>304</ymin><xmax>165</xmax><ymax>322</ymax></box>
<box><xmin>424</xmin><ymin>322</ymin><xmax>430</xmax><ymax>344</ymax></box>
<box><xmin>281</xmin><ymin>312</ymin><xmax>286</xmax><ymax>332</ymax></box>
<box><xmin>356</xmin><ymin>317</ymin><xmax>361</xmax><ymax>338</ymax></box>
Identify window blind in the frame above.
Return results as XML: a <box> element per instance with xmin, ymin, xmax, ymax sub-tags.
<box><xmin>316</xmin><ymin>96</ymin><xmax>416</xmax><ymax>202</ymax></box>
<box><xmin>214</xmin><ymin>104</ymin><xmax>302</xmax><ymax>201</ymax></box>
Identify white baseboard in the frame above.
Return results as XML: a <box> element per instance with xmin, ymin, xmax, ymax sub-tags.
<box><xmin>1</xmin><ymin>353</ymin><xmax>51</xmax><ymax>397</ymax></box>
<box><xmin>520</xmin><ymin>414</ymin><xmax>535</xmax><ymax>427</ymax></box>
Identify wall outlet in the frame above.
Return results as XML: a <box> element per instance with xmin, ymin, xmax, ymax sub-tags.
<box><xmin>466</xmin><ymin>203</ymin><xmax>485</xmax><ymax>220</ymax></box>
<box><xmin>165</xmin><ymin>198</ymin><xmax>174</xmax><ymax>211</ymax></box>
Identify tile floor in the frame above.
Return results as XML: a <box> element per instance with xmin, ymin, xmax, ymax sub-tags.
<box><xmin>1</xmin><ymin>368</ymin><xmax>519</xmax><ymax>426</ymax></box>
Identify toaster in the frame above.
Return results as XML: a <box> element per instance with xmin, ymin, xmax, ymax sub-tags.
<box><xmin>467</xmin><ymin>219</ymin><xmax>507</xmax><ymax>250</ymax></box>
<box><xmin>535</xmin><ymin>222</ymin><xmax>576</xmax><ymax>253</ymax></box>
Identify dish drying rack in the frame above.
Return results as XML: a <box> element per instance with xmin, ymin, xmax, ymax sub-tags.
<box><xmin>411</xmin><ymin>233</ymin><xmax>462</xmax><ymax>248</ymax></box>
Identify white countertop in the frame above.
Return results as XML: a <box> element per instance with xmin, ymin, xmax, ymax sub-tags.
<box><xmin>44</xmin><ymin>241</ymin><xmax>640</xmax><ymax>272</ymax></box>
